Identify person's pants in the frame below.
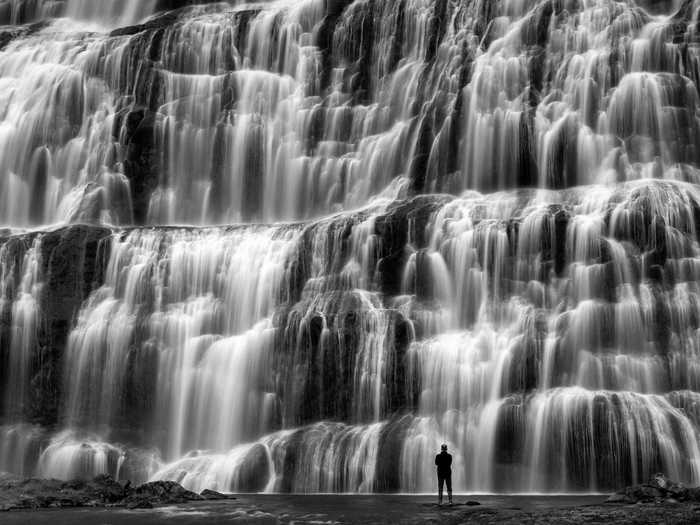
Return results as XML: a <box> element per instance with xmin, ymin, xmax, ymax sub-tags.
<box><xmin>438</xmin><ymin>475</ymin><xmax>452</xmax><ymax>501</ymax></box>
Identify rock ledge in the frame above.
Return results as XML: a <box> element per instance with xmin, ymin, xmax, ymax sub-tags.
<box><xmin>607</xmin><ymin>474</ymin><xmax>700</xmax><ymax>504</ymax></box>
<box><xmin>0</xmin><ymin>475</ymin><xmax>229</xmax><ymax>511</ymax></box>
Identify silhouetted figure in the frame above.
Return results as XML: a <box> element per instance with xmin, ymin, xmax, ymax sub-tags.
<box><xmin>435</xmin><ymin>443</ymin><xmax>452</xmax><ymax>505</ymax></box>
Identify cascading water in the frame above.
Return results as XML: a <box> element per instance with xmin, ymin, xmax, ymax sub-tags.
<box><xmin>2</xmin><ymin>0</ymin><xmax>156</xmax><ymax>26</ymax></box>
<box><xmin>1</xmin><ymin>0</ymin><xmax>700</xmax><ymax>494</ymax></box>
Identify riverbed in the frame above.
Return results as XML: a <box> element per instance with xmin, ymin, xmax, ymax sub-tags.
<box><xmin>4</xmin><ymin>495</ymin><xmax>699</xmax><ymax>524</ymax></box>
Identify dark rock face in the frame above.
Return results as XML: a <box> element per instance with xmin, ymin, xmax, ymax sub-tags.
<box><xmin>35</xmin><ymin>226</ymin><xmax>112</xmax><ymax>426</ymax></box>
<box><xmin>0</xmin><ymin>226</ymin><xmax>112</xmax><ymax>426</ymax></box>
<box><xmin>121</xmin><ymin>108</ymin><xmax>160</xmax><ymax>225</ymax></box>
<box><xmin>373</xmin><ymin>417</ymin><xmax>411</xmax><ymax>492</ymax></box>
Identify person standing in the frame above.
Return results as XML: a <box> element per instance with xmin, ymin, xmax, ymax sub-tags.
<box><xmin>435</xmin><ymin>443</ymin><xmax>452</xmax><ymax>505</ymax></box>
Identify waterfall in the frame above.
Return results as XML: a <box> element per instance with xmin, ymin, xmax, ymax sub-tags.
<box><xmin>2</xmin><ymin>0</ymin><xmax>156</xmax><ymax>26</ymax></box>
<box><xmin>65</xmin><ymin>0</ymin><xmax>156</xmax><ymax>26</ymax></box>
<box><xmin>1</xmin><ymin>0</ymin><xmax>700</xmax><ymax>493</ymax></box>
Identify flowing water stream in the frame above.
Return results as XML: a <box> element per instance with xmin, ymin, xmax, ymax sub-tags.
<box><xmin>1</xmin><ymin>0</ymin><xmax>700</xmax><ymax>493</ymax></box>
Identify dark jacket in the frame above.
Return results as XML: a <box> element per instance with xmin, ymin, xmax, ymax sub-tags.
<box><xmin>435</xmin><ymin>451</ymin><xmax>452</xmax><ymax>476</ymax></box>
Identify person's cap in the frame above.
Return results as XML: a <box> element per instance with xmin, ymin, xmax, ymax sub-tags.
<box><xmin>441</xmin><ymin>443</ymin><xmax>447</xmax><ymax>450</ymax></box>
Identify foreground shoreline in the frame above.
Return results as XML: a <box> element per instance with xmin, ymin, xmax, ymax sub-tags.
<box><xmin>2</xmin><ymin>495</ymin><xmax>700</xmax><ymax>525</ymax></box>
<box><xmin>4</xmin><ymin>474</ymin><xmax>700</xmax><ymax>524</ymax></box>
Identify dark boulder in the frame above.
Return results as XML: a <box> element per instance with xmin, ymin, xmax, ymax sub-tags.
<box><xmin>607</xmin><ymin>474</ymin><xmax>698</xmax><ymax>504</ymax></box>
<box><xmin>0</xmin><ymin>475</ymin><xmax>205</xmax><ymax>511</ymax></box>
<box><xmin>125</xmin><ymin>497</ymin><xmax>154</xmax><ymax>509</ymax></box>
<box><xmin>200</xmin><ymin>489</ymin><xmax>236</xmax><ymax>500</ymax></box>
<box><xmin>125</xmin><ymin>480</ymin><xmax>204</xmax><ymax>505</ymax></box>
<box><xmin>0</xmin><ymin>475</ymin><xmax>129</xmax><ymax>511</ymax></box>
<box><xmin>85</xmin><ymin>475</ymin><xmax>129</xmax><ymax>503</ymax></box>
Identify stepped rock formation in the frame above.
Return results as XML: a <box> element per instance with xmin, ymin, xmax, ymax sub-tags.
<box><xmin>1</xmin><ymin>0</ymin><xmax>700</xmax><ymax>493</ymax></box>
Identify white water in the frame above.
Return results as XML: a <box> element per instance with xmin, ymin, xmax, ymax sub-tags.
<box><xmin>0</xmin><ymin>0</ymin><xmax>699</xmax><ymax>494</ymax></box>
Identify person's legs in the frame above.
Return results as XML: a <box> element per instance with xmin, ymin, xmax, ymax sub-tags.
<box><xmin>438</xmin><ymin>476</ymin><xmax>445</xmax><ymax>504</ymax></box>
<box><xmin>446</xmin><ymin>475</ymin><xmax>452</xmax><ymax>504</ymax></box>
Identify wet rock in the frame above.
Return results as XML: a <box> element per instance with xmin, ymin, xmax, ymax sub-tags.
<box><xmin>0</xmin><ymin>476</ymin><xmax>127</xmax><ymax>511</ymax></box>
<box><xmin>121</xmin><ymin>108</ymin><xmax>160</xmax><ymax>224</ymax></box>
<box><xmin>466</xmin><ymin>500</ymin><xmax>481</xmax><ymax>506</ymax></box>
<box><xmin>29</xmin><ymin>225</ymin><xmax>112</xmax><ymax>426</ymax></box>
<box><xmin>608</xmin><ymin>474</ymin><xmax>697</xmax><ymax>504</ymax></box>
<box><xmin>125</xmin><ymin>497</ymin><xmax>153</xmax><ymax>509</ymax></box>
<box><xmin>85</xmin><ymin>475</ymin><xmax>129</xmax><ymax>503</ymax></box>
<box><xmin>234</xmin><ymin>444</ymin><xmax>270</xmax><ymax>493</ymax></box>
<box><xmin>125</xmin><ymin>480</ymin><xmax>204</xmax><ymax>505</ymax></box>
<box><xmin>200</xmin><ymin>489</ymin><xmax>236</xmax><ymax>500</ymax></box>
<box><xmin>0</xmin><ymin>475</ymin><xmax>203</xmax><ymax>511</ymax></box>
<box><xmin>373</xmin><ymin>416</ymin><xmax>411</xmax><ymax>492</ymax></box>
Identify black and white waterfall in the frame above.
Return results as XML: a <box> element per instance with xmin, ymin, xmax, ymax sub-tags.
<box><xmin>1</xmin><ymin>0</ymin><xmax>700</xmax><ymax>494</ymax></box>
